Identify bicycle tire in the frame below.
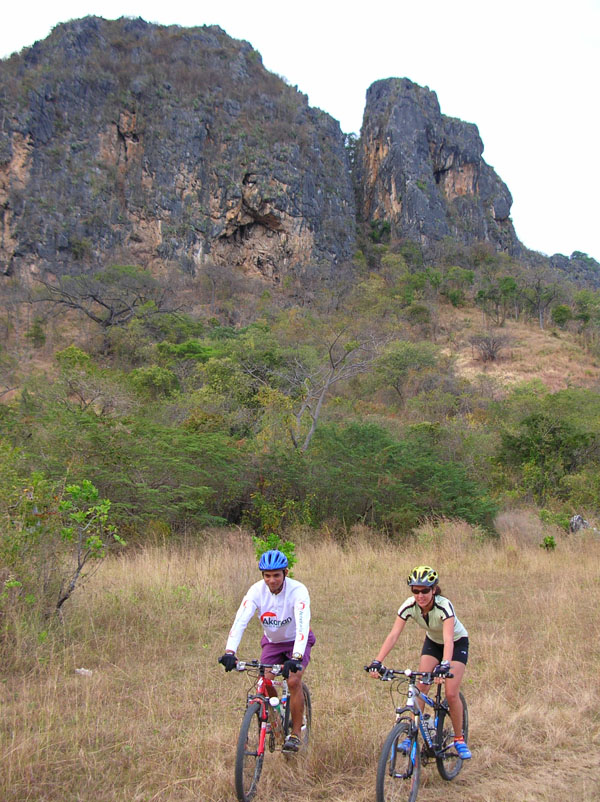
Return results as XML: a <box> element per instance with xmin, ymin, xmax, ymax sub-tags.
<box><xmin>283</xmin><ymin>682</ymin><xmax>312</xmax><ymax>748</ymax></box>
<box><xmin>376</xmin><ymin>717</ymin><xmax>420</xmax><ymax>802</ymax></box>
<box><xmin>435</xmin><ymin>691</ymin><xmax>468</xmax><ymax>781</ymax></box>
<box><xmin>234</xmin><ymin>701</ymin><xmax>265</xmax><ymax>802</ymax></box>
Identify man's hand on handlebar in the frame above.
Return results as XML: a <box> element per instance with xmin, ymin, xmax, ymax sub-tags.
<box><xmin>218</xmin><ymin>652</ymin><xmax>238</xmax><ymax>672</ymax></box>
<box><xmin>281</xmin><ymin>658</ymin><xmax>303</xmax><ymax>678</ymax></box>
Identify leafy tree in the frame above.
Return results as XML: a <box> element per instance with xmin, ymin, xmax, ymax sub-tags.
<box><xmin>25</xmin><ymin>317</ymin><xmax>47</xmax><ymax>348</ymax></box>
<box><xmin>209</xmin><ymin>320</ymin><xmax>384</xmax><ymax>451</ymax></box>
<box><xmin>497</xmin><ymin>412</ymin><xmax>597</xmax><ymax>504</ymax></box>
<box><xmin>128</xmin><ymin>365</ymin><xmax>179</xmax><ymax>399</ymax></box>
<box><xmin>284</xmin><ymin>329</ymin><xmax>382</xmax><ymax>451</ymax></box>
<box><xmin>440</xmin><ymin>266</ymin><xmax>474</xmax><ymax>307</ymax></box>
<box><xmin>55</xmin><ymin>480</ymin><xmax>125</xmax><ymax>612</ymax></box>
<box><xmin>306</xmin><ymin>422</ymin><xmax>496</xmax><ymax>532</ymax></box>
<box><xmin>374</xmin><ymin>340</ymin><xmax>439</xmax><ymax>402</ymax></box>
<box><xmin>369</xmin><ymin>220</ymin><xmax>391</xmax><ymax>244</ymax></box>
<box><xmin>252</xmin><ymin>531</ymin><xmax>297</xmax><ymax>575</ymax></box>
<box><xmin>0</xmin><ymin>465</ymin><xmax>123</xmax><ymax>620</ymax></box>
<box><xmin>573</xmin><ymin>289</ymin><xmax>600</xmax><ymax>325</ymax></box>
<box><xmin>550</xmin><ymin>304</ymin><xmax>573</xmax><ymax>328</ymax></box>
<box><xmin>475</xmin><ymin>276</ymin><xmax>519</xmax><ymax>326</ymax></box>
<box><xmin>522</xmin><ymin>267</ymin><xmax>564</xmax><ymax>330</ymax></box>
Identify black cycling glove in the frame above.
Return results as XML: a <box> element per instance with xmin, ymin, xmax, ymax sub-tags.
<box><xmin>218</xmin><ymin>652</ymin><xmax>238</xmax><ymax>672</ymax></box>
<box><xmin>366</xmin><ymin>660</ymin><xmax>383</xmax><ymax>673</ymax></box>
<box><xmin>433</xmin><ymin>660</ymin><xmax>450</xmax><ymax>677</ymax></box>
<box><xmin>282</xmin><ymin>658</ymin><xmax>303</xmax><ymax>678</ymax></box>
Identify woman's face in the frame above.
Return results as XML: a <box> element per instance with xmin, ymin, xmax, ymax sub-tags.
<box><xmin>411</xmin><ymin>585</ymin><xmax>434</xmax><ymax>610</ymax></box>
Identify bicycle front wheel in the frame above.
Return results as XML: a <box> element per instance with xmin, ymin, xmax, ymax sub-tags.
<box><xmin>234</xmin><ymin>701</ymin><xmax>265</xmax><ymax>802</ymax></box>
<box><xmin>376</xmin><ymin>718</ymin><xmax>420</xmax><ymax>802</ymax></box>
<box><xmin>283</xmin><ymin>683</ymin><xmax>312</xmax><ymax>748</ymax></box>
<box><xmin>435</xmin><ymin>692</ymin><xmax>468</xmax><ymax>781</ymax></box>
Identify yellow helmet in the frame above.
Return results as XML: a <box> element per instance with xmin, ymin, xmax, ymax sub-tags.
<box><xmin>407</xmin><ymin>565</ymin><xmax>438</xmax><ymax>587</ymax></box>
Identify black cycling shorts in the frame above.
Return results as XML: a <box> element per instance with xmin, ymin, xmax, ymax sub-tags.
<box><xmin>421</xmin><ymin>635</ymin><xmax>469</xmax><ymax>665</ymax></box>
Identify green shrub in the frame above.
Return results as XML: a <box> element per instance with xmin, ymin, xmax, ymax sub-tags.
<box><xmin>551</xmin><ymin>305</ymin><xmax>573</xmax><ymax>328</ymax></box>
<box><xmin>128</xmin><ymin>365</ymin><xmax>179</xmax><ymax>398</ymax></box>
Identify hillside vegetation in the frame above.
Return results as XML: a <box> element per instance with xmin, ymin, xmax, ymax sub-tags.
<box><xmin>2</xmin><ymin>225</ymin><xmax>600</xmax><ymax>800</ymax></box>
<box><xmin>1</xmin><ymin>527</ymin><xmax>598</xmax><ymax>801</ymax></box>
<box><xmin>4</xmin><ymin>245</ymin><xmax>600</xmax><ymax>552</ymax></box>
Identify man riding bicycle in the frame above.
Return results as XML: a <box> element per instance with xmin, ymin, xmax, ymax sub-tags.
<box><xmin>218</xmin><ymin>549</ymin><xmax>316</xmax><ymax>752</ymax></box>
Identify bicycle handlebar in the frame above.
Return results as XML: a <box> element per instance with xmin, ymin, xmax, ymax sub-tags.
<box><xmin>364</xmin><ymin>666</ymin><xmax>454</xmax><ymax>681</ymax></box>
<box><xmin>235</xmin><ymin>659</ymin><xmax>284</xmax><ymax>674</ymax></box>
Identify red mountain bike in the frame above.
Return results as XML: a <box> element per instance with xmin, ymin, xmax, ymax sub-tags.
<box><xmin>233</xmin><ymin>660</ymin><xmax>311</xmax><ymax>802</ymax></box>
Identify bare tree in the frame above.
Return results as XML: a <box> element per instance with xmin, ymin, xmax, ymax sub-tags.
<box><xmin>277</xmin><ymin>330</ymin><xmax>382</xmax><ymax>451</ymax></box>
<box><xmin>522</xmin><ymin>265</ymin><xmax>564</xmax><ymax>330</ymax></box>
<box><xmin>469</xmin><ymin>331</ymin><xmax>512</xmax><ymax>363</ymax></box>
<box><xmin>32</xmin><ymin>264</ymin><xmax>180</xmax><ymax>329</ymax></box>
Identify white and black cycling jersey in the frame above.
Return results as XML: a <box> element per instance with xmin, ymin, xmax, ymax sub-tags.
<box><xmin>397</xmin><ymin>595</ymin><xmax>468</xmax><ymax>645</ymax></box>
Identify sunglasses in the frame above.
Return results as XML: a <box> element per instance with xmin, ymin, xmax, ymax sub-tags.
<box><xmin>412</xmin><ymin>587</ymin><xmax>433</xmax><ymax>595</ymax></box>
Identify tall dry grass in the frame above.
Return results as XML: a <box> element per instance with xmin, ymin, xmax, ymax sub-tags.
<box><xmin>1</xmin><ymin>520</ymin><xmax>599</xmax><ymax>801</ymax></box>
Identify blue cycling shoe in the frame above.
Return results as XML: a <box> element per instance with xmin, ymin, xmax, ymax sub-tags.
<box><xmin>453</xmin><ymin>738</ymin><xmax>471</xmax><ymax>759</ymax></box>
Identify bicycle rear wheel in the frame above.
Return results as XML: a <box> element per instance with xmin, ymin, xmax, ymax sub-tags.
<box><xmin>435</xmin><ymin>692</ymin><xmax>468</xmax><ymax>781</ymax></box>
<box><xmin>376</xmin><ymin>718</ymin><xmax>420</xmax><ymax>802</ymax></box>
<box><xmin>234</xmin><ymin>701</ymin><xmax>265</xmax><ymax>802</ymax></box>
<box><xmin>283</xmin><ymin>682</ymin><xmax>312</xmax><ymax>748</ymax></box>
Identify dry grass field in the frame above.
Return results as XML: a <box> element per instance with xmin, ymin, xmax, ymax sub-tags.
<box><xmin>1</xmin><ymin>515</ymin><xmax>599</xmax><ymax>802</ymax></box>
<box><xmin>445</xmin><ymin>311</ymin><xmax>600</xmax><ymax>391</ymax></box>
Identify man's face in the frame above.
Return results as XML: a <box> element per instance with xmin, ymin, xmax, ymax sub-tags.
<box><xmin>262</xmin><ymin>569</ymin><xmax>287</xmax><ymax>594</ymax></box>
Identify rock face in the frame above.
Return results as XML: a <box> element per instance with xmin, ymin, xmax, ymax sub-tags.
<box><xmin>5</xmin><ymin>18</ymin><xmax>585</xmax><ymax>289</ymax></box>
<box><xmin>0</xmin><ymin>17</ymin><xmax>356</xmax><ymax>281</ymax></box>
<box><xmin>549</xmin><ymin>251</ymin><xmax>600</xmax><ymax>288</ymax></box>
<box><xmin>356</xmin><ymin>78</ymin><xmax>521</xmax><ymax>254</ymax></box>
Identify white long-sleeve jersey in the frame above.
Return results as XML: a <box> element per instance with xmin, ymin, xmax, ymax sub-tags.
<box><xmin>225</xmin><ymin>577</ymin><xmax>311</xmax><ymax>657</ymax></box>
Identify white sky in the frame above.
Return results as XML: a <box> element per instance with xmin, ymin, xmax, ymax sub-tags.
<box><xmin>2</xmin><ymin>0</ymin><xmax>599</xmax><ymax>261</ymax></box>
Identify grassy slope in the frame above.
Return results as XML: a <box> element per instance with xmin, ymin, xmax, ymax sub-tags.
<box><xmin>1</xmin><ymin>520</ymin><xmax>599</xmax><ymax>801</ymax></box>
<box><xmin>437</xmin><ymin>307</ymin><xmax>600</xmax><ymax>392</ymax></box>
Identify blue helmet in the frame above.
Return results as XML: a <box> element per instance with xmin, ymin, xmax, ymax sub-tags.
<box><xmin>259</xmin><ymin>549</ymin><xmax>288</xmax><ymax>571</ymax></box>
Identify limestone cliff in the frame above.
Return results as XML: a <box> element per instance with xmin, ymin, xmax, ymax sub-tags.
<box><xmin>0</xmin><ymin>16</ymin><xmax>356</xmax><ymax>282</ymax></box>
<box><xmin>356</xmin><ymin>78</ymin><xmax>521</xmax><ymax>254</ymax></box>
<box><xmin>2</xmin><ymin>18</ymin><xmax>595</xmax><ymax>291</ymax></box>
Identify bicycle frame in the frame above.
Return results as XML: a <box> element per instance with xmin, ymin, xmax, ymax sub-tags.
<box><xmin>236</xmin><ymin>660</ymin><xmax>289</xmax><ymax>754</ymax></box>
<box><xmin>382</xmin><ymin>668</ymin><xmax>456</xmax><ymax>759</ymax></box>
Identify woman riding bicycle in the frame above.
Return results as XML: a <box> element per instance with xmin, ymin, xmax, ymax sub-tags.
<box><xmin>367</xmin><ymin>564</ymin><xmax>471</xmax><ymax>760</ymax></box>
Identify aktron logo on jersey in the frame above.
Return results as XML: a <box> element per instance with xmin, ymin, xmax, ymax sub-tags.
<box><xmin>260</xmin><ymin>611</ymin><xmax>292</xmax><ymax>628</ymax></box>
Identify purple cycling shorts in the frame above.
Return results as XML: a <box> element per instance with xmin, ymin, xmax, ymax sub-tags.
<box><xmin>260</xmin><ymin>630</ymin><xmax>316</xmax><ymax>670</ymax></box>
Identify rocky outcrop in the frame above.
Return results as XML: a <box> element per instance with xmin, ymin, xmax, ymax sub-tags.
<box><xmin>2</xmin><ymin>18</ymin><xmax>595</xmax><ymax>290</ymax></box>
<box><xmin>0</xmin><ymin>16</ymin><xmax>356</xmax><ymax>282</ymax></box>
<box><xmin>356</xmin><ymin>78</ymin><xmax>521</xmax><ymax>254</ymax></box>
<box><xmin>549</xmin><ymin>251</ymin><xmax>600</xmax><ymax>287</ymax></box>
